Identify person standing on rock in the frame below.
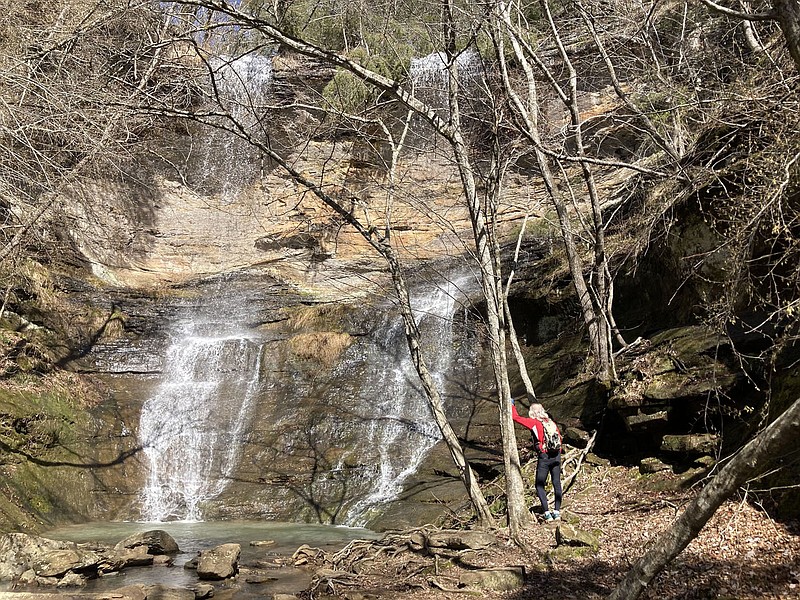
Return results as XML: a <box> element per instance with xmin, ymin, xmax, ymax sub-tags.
<box><xmin>511</xmin><ymin>399</ymin><xmax>563</xmax><ymax>522</ymax></box>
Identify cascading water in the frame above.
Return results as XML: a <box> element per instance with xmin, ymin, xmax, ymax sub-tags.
<box><xmin>406</xmin><ymin>49</ymin><xmax>482</xmax><ymax>150</ymax></box>
<box><xmin>192</xmin><ymin>53</ymin><xmax>274</xmax><ymax>198</ymax></box>
<box><xmin>138</xmin><ymin>284</ymin><xmax>264</xmax><ymax>522</ymax></box>
<box><xmin>409</xmin><ymin>49</ymin><xmax>482</xmax><ymax>112</ymax></box>
<box><xmin>340</xmin><ymin>273</ymin><xmax>478</xmax><ymax>525</ymax></box>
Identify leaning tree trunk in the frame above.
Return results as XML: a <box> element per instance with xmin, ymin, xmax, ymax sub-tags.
<box><xmin>773</xmin><ymin>0</ymin><xmax>800</xmax><ymax>72</ymax></box>
<box><xmin>609</xmin><ymin>396</ymin><xmax>800</xmax><ymax>600</ymax></box>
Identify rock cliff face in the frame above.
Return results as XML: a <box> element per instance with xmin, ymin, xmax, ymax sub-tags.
<box><xmin>2</xmin><ymin>46</ymin><xmax>797</xmax><ymax>533</ymax></box>
<box><xmin>0</xmin><ymin>52</ymin><xmax>543</xmax><ymax>528</ymax></box>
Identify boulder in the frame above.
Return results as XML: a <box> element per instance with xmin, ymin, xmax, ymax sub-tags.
<box><xmin>0</xmin><ymin>533</ymin><xmax>76</xmax><ymax>580</ymax></box>
<box><xmin>639</xmin><ymin>456</ymin><xmax>672</xmax><ymax>474</ymax></box>
<box><xmin>196</xmin><ymin>544</ymin><xmax>240</xmax><ymax>580</ymax></box>
<box><xmin>660</xmin><ymin>433</ymin><xmax>718</xmax><ymax>455</ymax></box>
<box><xmin>459</xmin><ymin>566</ymin><xmax>525</xmax><ymax>591</ymax></box>
<box><xmin>563</xmin><ymin>426</ymin><xmax>591</xmax><ymax>447</ymax></box>
<box><xmin>114</xmin><ymin>530</ymin><xmax>180</xmax><ymax>555</ymax></box>
<box><xmin>555</xmin><ymin>523</ymin><xmax>599</xmax><ymax>549</ymax></box>
<box><xmin>106</xmin><ymin>545</ymin><xmax>155</xmax><ymax>570</ymax></box>
<box><xmin>31</xmin><ymin>547</ymin><xmax>101</xmax><ymax>577</ymax></box>
<box><xmin>625</xmin><ymin>410</ymin><xmax>668</xmax><ymax>429</ymax></box>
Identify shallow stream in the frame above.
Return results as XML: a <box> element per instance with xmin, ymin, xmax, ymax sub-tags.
<box><xmin>34</xmin><ymin>520</ymin><xmax>377</xmax><ymax>595</ymax></box>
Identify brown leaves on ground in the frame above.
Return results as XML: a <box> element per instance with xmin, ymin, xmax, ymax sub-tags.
<box><xmin>302</xmin><ymin>464</ymin><xmax>800</xmax><ymax>600</ymax></box>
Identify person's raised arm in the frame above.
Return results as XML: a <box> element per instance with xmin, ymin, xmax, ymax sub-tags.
<box><xmin>511</xmin><ymin>398</ymin><xmax>537</xmax><ymax>430</ymax></box>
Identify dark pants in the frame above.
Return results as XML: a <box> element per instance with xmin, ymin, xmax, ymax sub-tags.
<box><xmin>535</xmin><ymin>451</ymin><xmax>562</xmax><ymax>512</ymax></box>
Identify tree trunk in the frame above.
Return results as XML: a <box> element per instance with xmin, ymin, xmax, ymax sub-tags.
<box><xmin>773</xmin><ymin>0</ymin><xmax>800</xmax><ymax>72</ymax></box>
<box><xmin>441</xmin><ymin>0</ymin><xmax>529</xmax><ymax>536</ymax></box>
<box><xmin>609</xmin><ymin>396</ymin><xmax>800</xmax><ymax>600</ymax></box>
<box><xmin>385</xmin><ymin>252</ymin><xmax>496</xmax><ymax>528</ymax></box>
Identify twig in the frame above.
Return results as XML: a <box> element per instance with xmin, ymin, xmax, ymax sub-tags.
<box><xmin>563</xmin><ymin>429</ymin><xmax>598</xmax><ymax>494</ymax></box>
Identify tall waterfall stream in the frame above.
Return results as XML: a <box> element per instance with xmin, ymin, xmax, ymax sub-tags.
<box><xmin>339</xmin><ymin>274</ymin><xmax>477</xmax><ymax>525</ymax></box>
<box><xmin>138</xmin><ymin>286</ymin><xmax>265</xmax><ymax>522</ymax></box>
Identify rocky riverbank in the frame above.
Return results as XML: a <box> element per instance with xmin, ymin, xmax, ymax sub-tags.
<box><xmin>1</xmin><ymin>461</ymin><xmax>797</xmax><ymax>600</ymax></box>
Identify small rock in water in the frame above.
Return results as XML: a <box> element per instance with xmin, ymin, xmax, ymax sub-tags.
<box><xmin>190</xmin><ymin>582</ymin><xmax>215</xmax><ymax>598</ymax></box>
<box><xmin>56</xmin><ymin>572</ymin><xmax>87</xmax><ymax>587</ymax></box>
<box><xmin>197</xmin><ymin>543</ymin><xmax>241</xmax><ymax>580</ymax></box>
<box><xmin>249</xmin><ymin>539</ymin><xmax>276</xmax><ymax>547</ymax></box>
<box><xmin>115</xmin><ymin>530</ymin><xmax>180</xmax><ymax>555</ymax></box>
<box><xmin>153</xmin><ymin>554</ymin><xmax>174</xmax><ymax>566</ymax></box>
<box><xmin>244</xmin><ymin>573</ymin><xmax>278</xmax><ymax>584</ymax></box>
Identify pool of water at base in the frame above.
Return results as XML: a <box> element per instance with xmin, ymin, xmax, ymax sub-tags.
<box><xmin>20</xmin><ymin>520</ymin><xmax>379</xmax><ymax>596</ymax></box>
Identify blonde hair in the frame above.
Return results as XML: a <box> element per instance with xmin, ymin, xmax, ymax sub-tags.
<box><xmin>529</xmin><ymin>403</ymin><xmax>549</xmax><ymax>420</ymax></box>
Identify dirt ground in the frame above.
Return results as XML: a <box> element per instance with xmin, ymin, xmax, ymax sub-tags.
<box><xmin>299</xmin><ymin>463</ymin><xmax>800</xmax><ymax>600</ymax></box>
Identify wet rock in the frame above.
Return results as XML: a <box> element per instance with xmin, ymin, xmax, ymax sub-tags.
<box><xmin>197</xmin><ymin>543</ymin><xmax>240</xmax><ymax>580</ymax></box>
<box><xmin>555</xmin><ymin>523</ymin><xmax>599</xmax><ymax>549</ymax></box>
<box><xmin>183</xmin><ymin>556</ymin><xmax>199</xmax><ymax>570</ymax></box>
<box><xmin>248</xmin><ymin>539</ymin><xmax>276</xmax><ymax>547</ymax></box>
<box><xmin>145</xmin><ymin>584</ymin><xmax>196</xmax><ymax>600</ymax></box>
<box><xmin>190</xmin><ymin>582</ymin><xmax>215</xmax><ymax>598</ymax></box>
<box><xmin>153</xmin><ymin>554</ymin><xmax>174</xmax><ymax>566</ymax></box>
<box><xmin>56</xmin><ymin>572</ymin><xmax>87</xmax><ymax>587</ymax></box>
<box><xmin>243</xmin><ymin>571</ymin><xmax>278</xmax><ymax>584</ymax></box>
<box><xmin>459</xmin><ymin>566</ymin><xmax>525</xmax><ymax>591</ymax></box>
<box><xmin>0</xmin><ymin>533</ymin><xmax>76</xmax><ymax>580</ymax></box>
<box><xmin>115</xmin><ymin>584</ymin><xmax>149</xmax><ymax>600</ymax></box>
<box><xmin>114</xmin><ymin>530</ymin><xmax>180</xmax><ymax>555</ymax></box>
<box><xmin>109</xmin><ymin>545</ymin><xmax>155</xmax><ymax>569</ymax></box>
<box><xmin>17</xmin><ymin>569</ymin><xmax>37</xmax><ymax>585</ymax></box>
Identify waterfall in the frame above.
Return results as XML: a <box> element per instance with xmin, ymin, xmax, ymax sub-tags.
<box><xmin>409</xmin><ymin>49</ymin><xmax>482</xmax><ymax>111</ymax></box>
<box><xmin>137</xmin><ymin>286</ymin><xmax>264</xmax><ymax>522</ymax></box>
<box><xmin>407</xmin><ymin>49</ymin><xmax>482</xmax><ymax>150</ymax></box>
<box><xmin>192</xmin><ymin>53</ymin><xmax>273</xmax><ymax>199</ymax></box>
<box><xmin>341</xmin><ymin>273</ymin><xmax>478</xmax><ymax>525</ymax></box>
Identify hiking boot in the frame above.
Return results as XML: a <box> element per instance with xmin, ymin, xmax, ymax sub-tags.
<box><xmin>552</xmin><ymin>510</ymin><xmax>561</xmax><ymax>520</ymax></box>
<box><xmin>542</xmin><ymin>511</ymin><xmax>554</xmax><ymax>522</ymax></box>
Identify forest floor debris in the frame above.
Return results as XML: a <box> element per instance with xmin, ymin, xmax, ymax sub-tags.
<box><xmin>297</xmin><ymin>463</ymin><xmax>800</xmax><ymax>599</ymax></box>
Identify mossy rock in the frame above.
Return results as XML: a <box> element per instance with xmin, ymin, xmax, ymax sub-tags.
<box><xmin>547</xmin><ymin>544</ymin><xmax>597</xmax><ymax>560</ymax></box>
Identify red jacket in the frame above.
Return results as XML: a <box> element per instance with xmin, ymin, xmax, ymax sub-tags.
<box><xmin>512</xmin><ymin>404</ymin><xmax>561</xmax><ymax>454</ymax></box>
